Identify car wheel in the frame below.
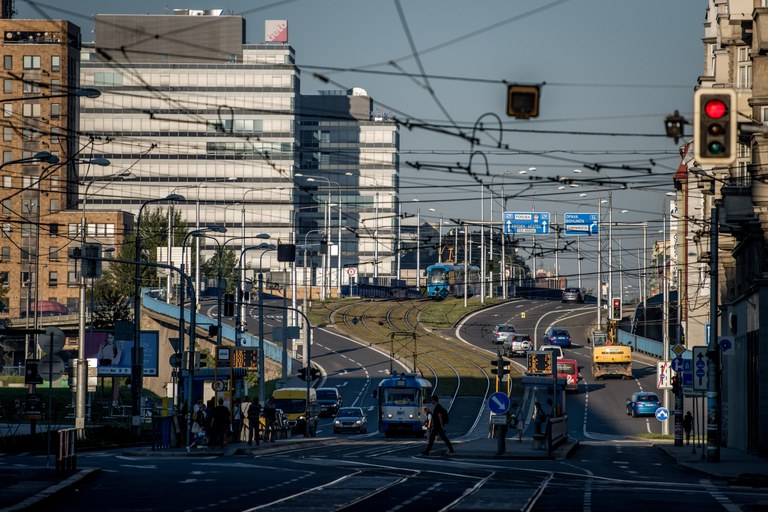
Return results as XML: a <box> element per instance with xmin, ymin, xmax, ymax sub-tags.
<box><xmin>632</xmin><ymin>409</ymin><xmax>637</xmax><ymax>418</ymax></box>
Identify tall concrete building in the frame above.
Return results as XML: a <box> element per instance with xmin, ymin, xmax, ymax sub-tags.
<box><xmin>79</xmin><ymin>11</ymin><xmax>298</xmax><ymax>283</ymax></box>
<box><xmin>0</xmin><ymin>19</ymin><xmax>128</xmax><ymax>337</ymax></box>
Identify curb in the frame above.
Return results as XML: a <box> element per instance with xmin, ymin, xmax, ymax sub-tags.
<box><xmin>1</xmin><ymin>468</ymin><xmax>100</xmax><ymax>512</ymax></box>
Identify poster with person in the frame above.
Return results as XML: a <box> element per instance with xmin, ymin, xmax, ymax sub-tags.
<box><xmin>85</xmin><ymin>330</ymin><xmax>160</xmax><ymax>377</ymax></box>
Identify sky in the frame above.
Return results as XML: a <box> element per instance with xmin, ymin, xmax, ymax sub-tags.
<box><xmin>15</xmin><ymin>0</ymin><xmax>707</xmax><ymax>296</ymax></box>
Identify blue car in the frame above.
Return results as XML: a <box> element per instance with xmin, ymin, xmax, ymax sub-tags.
<box><xmin>626</xmin><ymin>392</ymin><xmax>662</xmax><ymax>417</ymax></box>
<box><xmin>542</xmin><ymin>327</ymin><xmax>572</xmax><ymax>348</ymax></box>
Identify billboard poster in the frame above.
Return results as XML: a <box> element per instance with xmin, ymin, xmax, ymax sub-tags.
<box><xmin>84</xmin><ymin>330</ymin><xmax>160</xmax><ymax>377</ymax></box>
<box><xmin>265</xmin><ymin>20</ymin><xmax>288</xmax><ymax>42</ymax></box>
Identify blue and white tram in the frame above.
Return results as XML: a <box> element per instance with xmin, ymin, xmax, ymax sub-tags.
<box><xmin>425</xmin><ymin>263</ymin><xmax>481</xmax><ymax>299</ymax></box>
<box><xmin>376</xmin><ymin>372</ymin><xmax>433</xmax><ymax>437</ymax></box>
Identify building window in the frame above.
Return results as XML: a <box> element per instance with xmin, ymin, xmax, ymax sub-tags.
<box><xmin>3</xmin><ymin>79</ymin><xmax>11</xmax><ymax>94</ymax></box>
<box><xmin>48</xmin><ymin>271</ymin><xmax>58</xmax><ymax>287</ymax></box>
<box><xmin>21</xmin><ymin>223</ymin><xmax>33</xmax><ymax>238</ymax></box>
<box><xmin>2</xmin><ymin>176</ymin><xmax>10</xmax><ymax>188</ymax></box>
<box><xmin>68</xmin><ymin>224</ymin><xmax>79</xmax><ymax>237</ymax></box>
<box><xmin>49</xmin><ymin>246</ymin><xmax>59</xmax><ymax>261</ymax></box>
<box><xmin>22</xmin><ymin>80</ymin><xmax>40</xmax><ymax>94</ymax></box>
<box><xmin>67</xmin><ymin>271</ymin><xmax>78</xmax><ymax>286</ymax></box>
<box><xmin>50</xmin><ymin>199</ymin><xmax>59</xmax><ymax>213</ymax></box>
<box><xmin>22</xmin><ymin>103</ymin><xmax>41</xmax><ymax>117</ymax></box>
<box><xmin>0</xmin><ymin>247</ymin><xmax>8</xmax><ymax>262</ymax></box>
<box><xmin>1</xmin><ymin>224</ymin><xmax>10</xmax><ymax>237</ymax></box>
<box><xmin>3</xmin><ymin>127</ymin><xmax>11</xmax><ymax>142</ymax></box>
<box><xmin>3</xmin><ymin>55</ymin><xmax>11</xmax><ymax>69</ymax></box>
<box><xmin>49</xmin><ymin>222</ymin><xmax>59</xmax><ymax>236</ymax></box>
<box><xmin>22</xmin><ymin>128</ymin><xmax>41</xmax><ymax>142</ymax></box>
<box><xmin>50</xmin><ymin>79</ymin><xmax>60</xmax><ymax>93</ymax></box>
<box><xmin>50</xmin><ymin>103</ymin><xmax>60</xmax><ymax>118</ymax></box>
<box><xmin>3</xmin><ymin>103</ymin><xmax>11</xmax><ymax>117</ymax></box>
<box><xmin>3</xmin><ymin>151</ymin><xmax>11</xmax><ymax>163</ymax></box>
<box><xmin>1</xmin><ymin>199</ymin><xmax>10</xmax><ymax>213</ymax></box>
<box><xmin>0</xmin><ymin>271</ymin><xmax>8</xmax><ymax>287</ymax></box>
<box><xmin>22</xmin><ymin>55</ymin><xmax>41</xmax><ymax>69</ymax></box>
<box><xmin>738</xmin><ymin>47</ymin><xmax>752</xmax><ymax>89</ymax></box>
<box><xmin>50</xmin><ymin>127</ymin><xmax>60</xmax><ymax>143</ymax></box>
<box><xmin>51</xmin><ymin>55</ymin><xmax>60</xmax><ymax>72</ymax></box>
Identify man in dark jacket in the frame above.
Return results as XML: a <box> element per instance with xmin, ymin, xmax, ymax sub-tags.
<box><xmin>247</xmin><ymin>397</ymin><xmax>261</xmax><ymax>446</ymax></box>
<box><xmin>422</xmin><ymin>395</ymin><xmax>454</xmax><ymax>456</ymax></box>
<box><xmin>210</xmin><ymin>398</ymin><xmax>231</xmax><ymax>448</ymax></box>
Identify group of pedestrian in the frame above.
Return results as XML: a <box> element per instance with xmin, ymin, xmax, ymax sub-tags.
<box><xmin>186</xmin><ymin>395</ymin><xmax>279</xmax><ymax>451</ymax></box>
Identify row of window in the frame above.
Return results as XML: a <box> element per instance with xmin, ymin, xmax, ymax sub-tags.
<box><xmin>86</xmin><ymin>71</ymin><xmax>295</xmax><ymax>88</ymax></box>
<box><xmin>0</xmin><ymin>222</ymin><xmax>115</xmax><ymax>238</ymax></box>
<box><xmin>3</xmin><ymin>55</ymin><xmax>60</xmax><ymax>72</ymax></box>
<box><xmin>2</xmin><ymin>102</ymin><xmax>60</xmax><ymax>118</ymax></box>
<box><xmin>1</xmin><ymin>270</ymin><xmax>79</xmax><ymax>289</ymax></box>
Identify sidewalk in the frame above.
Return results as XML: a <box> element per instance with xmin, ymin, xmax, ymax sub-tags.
<box><xmin>450</xmin><ymin>435</ymin><xmax>579</xmax><ymax>460</ymax></box>
<box><xmin>655</xmin><ymin>440</ymin><xmax>768</xmax><ymax>486</ymax></box>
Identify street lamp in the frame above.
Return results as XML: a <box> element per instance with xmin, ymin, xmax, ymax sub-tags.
<box><xmin>237</xmin><ymin>243</ymin><xmax>276</xmax><ymax>404</ymax></box>
<box><xmin>76</xmin><ymin>165</ymin><xmax>138</xmax><ymax>435</ymax></box>
<box><xmin>132</xmin><ymin>193</ymin><xmax>185</xmax><ymax>430</ymax></box>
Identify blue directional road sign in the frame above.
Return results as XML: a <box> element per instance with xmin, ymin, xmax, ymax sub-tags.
<box><xmin>504</xmin><ymin>211</ymin><xmax>550</xmax><ymax>235</ymax></box>
<box><xmin>655</xmin><ymin>407</ymin><xmax>670</xmax><ymax>422</ymax></box>
<box><xmin>563</xmin><ymin>212</ymin><xmax>599</xmax><ymax>236</ymax></box>
<box><xmin>488</xmin><ymin>392</ymin><xmax>511</xmax><ymax>414</ymax></box>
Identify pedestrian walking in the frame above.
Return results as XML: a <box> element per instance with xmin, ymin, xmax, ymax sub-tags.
<box><xmin>232</xmin><ymin>398</ymin><xmax>242</xmax><ymax>443</ymax></box>
<box><xmin>532</xmin><ymin>402</ymin><xmax>546</xmax><ymax>435</ymax></box>
<box><xmin>421</xmin><ymin>395</ymin><xmax>454</xmax><ymax>456</ymax></box>
<box><xmin>683</xmin><ymin>411</ymin><xmax>693</xmax><ymax>445</ymax></box>
<box><xmin>247</xmin><ymin>397</ymin><xmax>262</xmax><ymax>446</ymax></box>
<box><xmin>510</xmin><ymin>402</ymin><xmax>523</xmax><ymax>442</ymax></box>
<box><xmin>263</xmin><ymin>396</ymin><xmax>277</xmax><ymax>442</ymax></box>
<box><xmin>210</xmin><ymin>398</ymin><xmax>231</xmax><ymax>448</ymax></box>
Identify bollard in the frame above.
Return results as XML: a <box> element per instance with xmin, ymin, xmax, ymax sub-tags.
<box><xmin>56</xmin><ymin>428</ymin><xmax>77</xmax><ymax>474</ymax></box>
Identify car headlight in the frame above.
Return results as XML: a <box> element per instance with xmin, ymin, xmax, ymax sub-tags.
<box><xmin>334</xmin><ymin>420</ymin><xmax>341</xmax><ymax>425</ymax></box>
<box><xmin>355</xmin><ymin>420</ymin><xmax>361</xmax><ymax>425</ymax></box>
<box><xmin>299</xmin><ymin>416</ymin><xmax>305</xmax><ymax>421</ymax></box>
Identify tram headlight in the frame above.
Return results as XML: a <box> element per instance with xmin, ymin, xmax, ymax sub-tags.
<box><xmin>387</xmin><ymin>413</ymin><xmax>393</xmax><ymax>418</ymax></box>
<box><xmin>408</xmin><ymin>414</ymin><xmax>414</xmax><ymax>419</ymax></box>
<box><xmin>334</xmin><ymin>420</ymin><xmax>341</xmax><ymax>426</ymax></box>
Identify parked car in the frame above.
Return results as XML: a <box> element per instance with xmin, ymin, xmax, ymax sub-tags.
<box><xmin>316</xmin><ymin>387</ymin><xmax>343</xmax><ymax>417</ymax></box>
<box><xmin>492</xmin><ymin>324</ymin><xmax>516</xmax><ymax>344</ymax></box>
<box><xmin>503</xmin><ymin>334</ymin><xmax>532</xmax><ymax>357</ymax></box>
<box><xmin>562</xmin><ymin>287</ymin><xmax>585</xmax><ymax>303</ymax></box>
<box><xmin>542</xmin><ymin>327</ymin><xmax>572</xmax><ymax>348</ymax></box>
<box><xmin>626</xmin><ymin>392</ymin><xmax>662</xmax><ymax>417</ymax></box>
<box><xmin>333</xmin><ymin>407</ymin><xmax>368</xmax><ymax>434</ymax></box>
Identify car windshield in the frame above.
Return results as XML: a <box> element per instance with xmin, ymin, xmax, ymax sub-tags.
<box><xmin>496</xmin><ymin>325</ymin><xmax>514</xmax><ymax>333</ymax></box>
<box><xmin>514</xmin><ymin>335</ymin><xmax>531</xmax><ymax>341</ymax></box>
<box><xmin>428</xmin><ymin>268</ymin><xmax>446</xmax><ymax>283</ymax></box>
<box><xmin>273</xmin><ymin>398</ymin><xmax>306</xmax><ymax>413</ymax></box>
<box><xmin>636</xmin><ymin>395</ymin><xmax>659</xmax><ymax>403</ymax></box>
<box><xmin>557</xmin><ymin>362</ymin><xmax>577</xmax><ymax>375</ymax></box>
<box><xmin>552</xmin><ymin>330</ymin><xmax>569</xmax><ymax>337</ymax></box>
<box><xmin>317</xmin><ymin>390</ymin><xmax>338</xmax><ymax>400</ymax></box>
<box><xmin>337</xmin><ymin>408</ymin><xmax>362</xmax><ymax>417</ymax></box>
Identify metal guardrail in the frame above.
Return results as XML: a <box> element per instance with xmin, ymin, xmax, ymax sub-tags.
<box><xmin>56</xmin><ymin>428</ymin><xmax>77</xmax><ymax>473</ymax></box>
<box><xmin>617</xmin><ymin>330</ymin><xmax>663</xmax><ymax>358</ymax></box>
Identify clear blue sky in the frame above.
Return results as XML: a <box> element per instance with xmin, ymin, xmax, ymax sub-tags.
<box><xmin>17</xmin><ymin>0</ymin><xmax>706</xmax><ymax>293</ymax></box>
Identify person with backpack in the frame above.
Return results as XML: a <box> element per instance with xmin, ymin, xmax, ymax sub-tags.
<box><xmin>246</xmin><ymin>397</ymin><xmax>261</xmax><ymax>446</ymax></box>
<box><xmin>421</xmin><ymin>395</ymin><xmax>454</xmax><ymax>456</ymax></box>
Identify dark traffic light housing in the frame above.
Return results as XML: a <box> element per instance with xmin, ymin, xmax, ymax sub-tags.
<box><xmin>694</xmin><ymin>88</ymin><xmax>737</xmax><ymax>166</ymax></box>
<box><xmin>298</xmin><ymin>367</ymin><xmax>307</xmax><ymax>381</ymax></box>
<box><xmin>507</xmin><ymin>84</ymin><xmax>540</xmax><ymax>119</ymax></box>
<box><xmin>611</xmin><ymin>297</ymin><xmax>622</xmax><ymax>321</ymax></box>
<box><xmin>671</xmin><ymin>375</ymin><xmax>680</xmax><ymax>395</ymax></box>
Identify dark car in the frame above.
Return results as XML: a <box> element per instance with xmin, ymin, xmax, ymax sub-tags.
<box><xmin>542</xmin><ymin>327</ymin><xmax>572</xmax><ymax>348</ymax></box>
<box><xmin>626</xmin><ymin>392</ymin><xmax>662</xmax><ymax>417</ymax></box>
<box><xmin>562</xmin><ymin>287</ymin><xmax>584</xmax><ymax>303</ymax></box>
<box><xmin>333</xmin><ymin>407</ymin><xmax>368</xmax><ymax>434</ymax></box>
<box><xmin>316</xmin><ymin>387</ymin><xmax>343</xmax><ymax>417</ymax></box>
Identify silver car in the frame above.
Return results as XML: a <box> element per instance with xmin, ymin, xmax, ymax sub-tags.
<box><xmin>492</xmin><ymin>324</ymin><xmax>516</xmax><ymax>344</ymax></box>
<box><xmin>333</xmin><ymin>407</ymin><xmax>368</xmax><ymax>434</ymax></box>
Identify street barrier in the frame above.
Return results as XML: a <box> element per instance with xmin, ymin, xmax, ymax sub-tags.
<box><xmin>56</xmin><ymin>428</ymin><xmax>77</xmax><ymax>473</ymax></box>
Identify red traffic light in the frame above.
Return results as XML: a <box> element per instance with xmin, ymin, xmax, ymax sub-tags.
<box><xmin>704</xmin><ymin>99</ymin><xmax>727</xmax><ymax>119</ymax></box>
<box><xmin>613</xmin><ymin>299</ymin><xmax>620</xmax><ymax>307</ymax></box>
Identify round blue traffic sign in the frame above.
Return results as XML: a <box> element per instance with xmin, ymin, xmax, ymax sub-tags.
<box><xmin>671</xmin><ymin>358</ymin><xmax>684</xmax><ymax>372</ymax></box>
<box><xmin>696</xmin><ymin>368</ymin><xmax>706</xmax><ymax>378</ymax></box>
<box><xmin>488</xmin><ymin>392</ymin><xmax>510</xmax><ymax>414</ymax></box>
<box><xmin>655</xmin><ymin>407</ymin><xmax>670</xmax><ymax>422</ymax></box>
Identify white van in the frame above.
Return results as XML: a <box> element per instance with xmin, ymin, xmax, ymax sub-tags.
<box><xmin>539</xmin><ymin>345</ymin><xmax>564</xmax><ymax>359</ymax></box>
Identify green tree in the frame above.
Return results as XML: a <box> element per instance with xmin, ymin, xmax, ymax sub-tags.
<box><xmin>200</xmin><ymin>245</ymin><xmax>240</xmax><ymax>294</ymax></box>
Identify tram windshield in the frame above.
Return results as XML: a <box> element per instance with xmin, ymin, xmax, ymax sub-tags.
<box><xmin>428</xmin><ymin>268</ymin><xmax>446</xmax><ymax>284</ymax></box>
<box><xmin>381</xmin><ymin>388</ymin><xmax>419</xmax><ymax>405</ymax></box>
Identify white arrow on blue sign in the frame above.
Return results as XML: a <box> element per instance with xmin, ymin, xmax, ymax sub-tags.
<box><xmin>503</xmin><ymin>211</ymin><xmax>550</xmax><ymax>235</ymax></box>
<box><xmin>488</xmin><ymin>392</ymin><xmax>510</xmax><ymax>414</ymax></box>
<box><xmin>563</xmin><ymin>212</ymin><xmax>599</xmax><ymax>236</ymax></box>
<box><xmin>655</xmin><ymin>407</ymin><xmax>670</xmax><ymax>422</ymax></box>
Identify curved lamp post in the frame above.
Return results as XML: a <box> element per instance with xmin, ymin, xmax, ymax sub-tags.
<box><xmin>132</xmin><ymin>193</ymin><xmax>185</xmax><ymax>430</ymax></box>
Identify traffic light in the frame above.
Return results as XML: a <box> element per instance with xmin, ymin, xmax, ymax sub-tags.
<box><xmin>694</xmin><ymin>88</ymin><xmax>737</xmax><ymax>166</ymax></box>
<box><xmin>207</xmin><ymin>325</ymin><xmax>219</xmax><ymax>337</ymax></box>
<box><xmin>277</xmin><ymin>243</ymin><xmax>296</xmax><ymax>262</ymax></box>
<box><xmin>507</xmin><ymin>84</ymin><xmax>540</xmax><ymax>119</ymax></box>
<box><xmin>671</xmin><ymin>375</ymin><xmax>680</xmax><ymax>395</ymax></box>
<box><xmin>81</xmin><ymin>243</ymin><xmax>103</xmax><ymax>278</ymax></box>
<box><xmin>309</xmin><ymin>366</ymin><xmax>321</xmax><ymax>381</ymax></box>
<box><xmin>297</xmin><ymin>367</ymin><xmax>307</xmax><ymax>381</ymax></box>
<box><xmin>611</xmin><ymin>297</ymin><xmax>622</xmax><ymax>321</ymax></box>
<box><xmin>223</xmin><ymin>293</ymin><xmax>235</xmax><ymax>317</ymax></box>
